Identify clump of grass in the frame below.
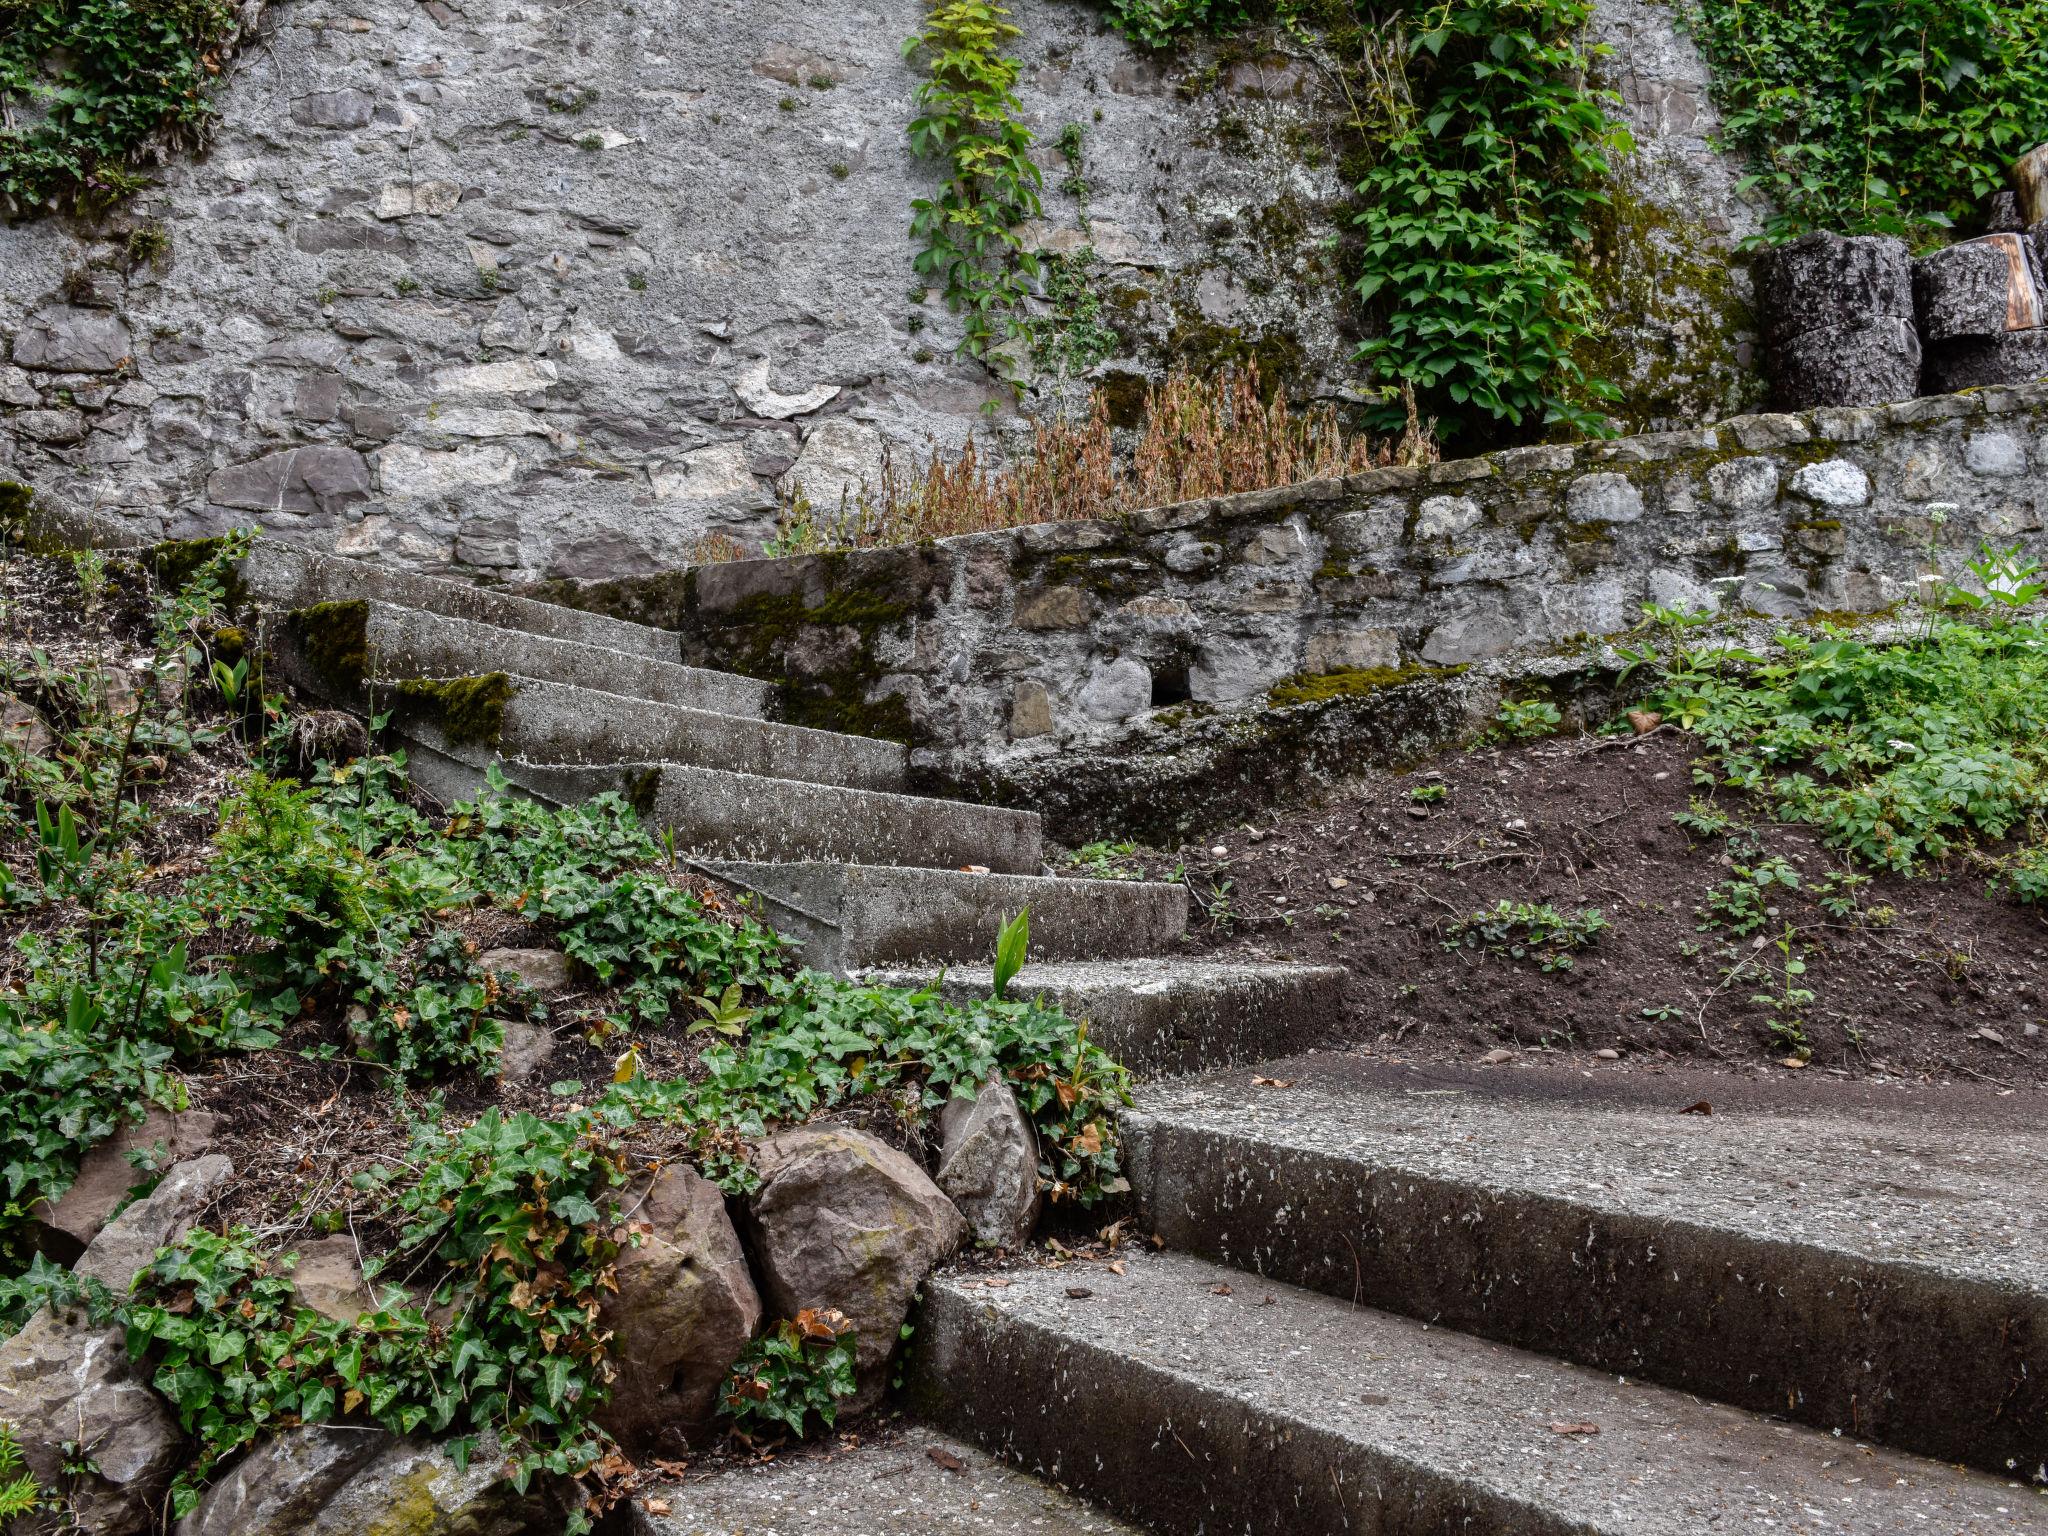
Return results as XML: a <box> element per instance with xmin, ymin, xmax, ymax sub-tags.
<box><xmin>732</xmin><ymin>365</ymin><xmax>1435</xmax><ymax>560</ymax></box>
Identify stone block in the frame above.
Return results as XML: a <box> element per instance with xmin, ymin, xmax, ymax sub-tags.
<box><xmin>1963</xmin><ymin>431</ymin><xmax>2031</xmax><ymax>478</ymax></box>
<box><xmin>1414</xmin><ymin>495</ymin><xmax>1481</xmax><ymax>541</ymax></box>
<box><xmin>1706</xmin><ymin>456</ymin><xmax>1779</xmax><ymax>510</ymax></box>
<box><xmin>1078</xmin><ymin>656</ymin><xmax>1151</xmax><ymax>721</ymax></box>
<box><xmin>206</xmin><ymin>446</ymin><xmax>372</xmax><ymax>517</ymax></box>
<box><xmin>1014</xmin><ymin>586</ymin><xmax>1093</xmax><ymax>630</ymax></box>
<box><xmin>12</xmin><ymin>309</ymin><xmax>133</xmax><ymax>372</ymax></box>
<box><xmin>1787</xmin><ymin>459</ymin><xmax>1871</xmax><ymax>508</ymax></box>
<box><xmin>1564</xmin><ymin>472</ymin><xmax>1643</xmax><ymax>524</ymax></box>
<box><xmin>1304</xmin><ymin>627</ymin><xmax>1400</xmax><ymax>674</ymax></box>
<box><xmin>291</xmin><ymin>88</ymin><xmax>375</xmax><ymax>128</ymax></box>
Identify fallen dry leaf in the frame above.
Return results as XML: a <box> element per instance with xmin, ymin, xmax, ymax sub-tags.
<box><xmin>1252</xmin><ymin>1075</ymin><xmax>1294</xmax><ymax>1089</ymax></box>
<box><xmin>1778</xmin><ymin>1056</ymin><xmax>1808</xmax><ymax>1069</ymax></box>
<box><xmin>958</xmin><ymin>864</ymin><xmax>991</xmax><ymax>875</ymax></box>
<box><xmin>982</xmin><ymin>1277</ymin><xmax>1012</xmax><ymax>1289</ymax></box>
<box><xmin>1211</xmin><ymin>1283</ymin><xmax>1233</xmax><ymax>1296</ymax></box>
<box><xmin>1679</xmin><ymin>1100</ymin><xmax>1712</xmax><ymax>1116</ymax></box>
<box><xmin>927</xmin><ymin>1447</ymin><xmax>965</xmax><ymax>1473</ymax></box>
<box><xmin>1106</xmin><ymin>1259</ymin><xmax>1126</xmax><ymax>1275</ymax></box>
<box><xmin>1549</xmin><ymin>1421</ymin><xmax>1600</xmax><ymax>1436</ymax></box>
<box><xmin>1627</xmin><ymin>709</ymin><xmax>1663</xmax><ymax>734</ymax></box>
<box><xmin>641</xmin><ymin>1498</ymin><xmax>672</xmax><ymax>1516</ymax></box>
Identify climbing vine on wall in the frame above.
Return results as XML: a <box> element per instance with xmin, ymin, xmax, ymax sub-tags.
<box><xmin>1342</xmin><ymin>0</ymin><xmax>1633</xmax><ymax>439</ymax></box>
<box><xmin>0</xmin><ymin>0</ymin><xmax>241</xmax><ymax>216</ymax></box>
<box><xmin>904</xmin><ymin>1</ymin><xmax>1045</xmax><ymax>361</ymax></box>
<box><xmin>1687</xmin><ymin>0</ymin><xmax>2048</xmax><ymax>245</ymax></box>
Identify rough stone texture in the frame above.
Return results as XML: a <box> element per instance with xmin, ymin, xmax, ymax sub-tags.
<box><xmin>935</xmin><ymin>1079</ymin><xmax>1042</xmax><ymax>1249</ymax></box>
<box><xmin>1915</xmin><ymin>234</ymin><xmax>2043</xmax><ymax>340</ymax></box>
<box><xmin>1751</xmin><ymin>232</ymin><xmax>1914</xmax><ymax>347</ymax></box>
<box><xmin>477</xmin><ymin>946</ymin><xmax>573</xmax><ymax>995</ymax></box>
<box><xmin>1768</xmin><ymin>317</ymin><xmax>1922</xmax><ymax>411</ymax></box>
<box><xmin>288</xmin><ymin>1234</ymin><xmax>378</xmax><ymax>1324</ymax></box>
<box><xmin>0</xmin><ymin>0</ymin><xmax>1759</xmax><ymax>579</ymax></box>
<box><xmin>536</xmin><ymin>387</ymin><xmax>2048</xmax><ymax>839</ymax></box>
<box><xmin>746</xmin><ymin>1124</ymin><xmax>964</xmax><ymax>1403</ymax></box>
<box><xmin>598</xmin><ymin>1166</ymin><xmax>761</xmax><ymax>1451</ymax></box>
<box><xmin>174</xmin><ymin>1426</ymin><xmax>558</xmax><ymax>1535</ymax></box>
<box><xmin>1925</xmin><ymin>330</ymin><xmax>2048</xmax><ymax>394</ymax></box>
<box><xmin>37</xmin><ymin>1107</ymin><xmax>217</xmax><ymax>1261</ymax></box>
<box><xmin>0</xmin><ymin>1310</ymin><xmax>184</xmax><ymax>1536</ymax></box>
<box><xmin>75</xmin><ymin>1153</ymin><xmax>234</xmax><ymax>1291</ymax></box>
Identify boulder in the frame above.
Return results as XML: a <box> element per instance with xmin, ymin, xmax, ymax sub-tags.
<box><xmin>1750</xmin><ymin>232</ymin><xmax>1912</xmax><ymax>348</ymax></box>
<box><xmin>174</xmin><ymin>1426</ymin><xmax>559</xmax><ymax>1536</ymax></box>
<box><xmin>597</xmin><ymin>1166</ymin><xmax>760</xmax><ymax>1451</ymax></box>
<box><xmin>935</xmin><ymin>1079</ymin><xmax>1042</xmax><ymax>1250</ymax></box>
<box><xmin>1923</xmin><ymin>330</ymin><xmax>2048</xmax><ymax>393</ymax></box>
<box><xmin>1</xmin><ymin>693</ymin><xmax>53</xmax><ymax>757</ymax></box>
<box><xmin>1914</xmin><ymin>235</ymin><xmax>2042</xmax><ymax>341</ymax></box>
<box><xmin>76</xmin><ymin>1154</ymin><xmax>234</xmax><ymax>1292</ymax></box>
<box><xmin>287</xmin><ymin>1235</ymin><xmax>377</xmax><ymax>1324</ymax></box>
<box><xmin>37</xmin><ymin>1108</ymin><xmax>217</xmax><ymax>1262</ymax></box>
<box><xmin>477</xmin><ymin>947</ymin><xmax>574</xmax><ymax>995</ymax></box>
<box><xmin>746</xmin><ymin>1125</ymin><xmax>964</xmax><ymax>1404</ymax></box>
<box><xmin>0</xmin><ymin>1310</ymin><xmax>184</xmax><ymax>1535</ymax></box>
<box><xmin>1765</xmin><ymin>317</ymin><xmax>1920</xmax><ymax>410</ymax></box>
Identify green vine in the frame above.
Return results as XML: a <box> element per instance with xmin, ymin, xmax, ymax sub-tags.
<box><xmin>1686</xmin><ymin>0</ymin><xmax>2048</xmax><ymax>244</ymax></box>
<box><xmin>904</xmin><ymin>1</ymin><xmax>1044</xmax><ymax>360</ymax></box>
<box><xmin>1341</xmin><ymin>0</ymin><xmax>1633</xmax><ymax>438</ymax></box>
<box><xmin>0</xmin><ymin>0</ymin><xmax>242</xmax><ymax>216</ymax></box>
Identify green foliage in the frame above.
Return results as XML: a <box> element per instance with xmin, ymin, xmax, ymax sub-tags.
<box><xmin>1442</xmin><ymin>899</ymin><xmax>1608</xmax><ymax>970</ymax></box>
<box><xmin>1063</xmin><ymin>840</ymin><xmax>1144</xmax><ymax>879</ymax></box>
<box><xmin>1687</xmin><ymin>0</ymin><xmax>2048</xmax><ymax>244</ymax></box>
<box><xmin>1489</xmin><ymin>697</ymin><xmax>1563</xmax><ymax>741</ymax></box>
<box><xmin>0</xmin><ymin>0</ymin><xmax>241</xmax><ymax>214</ymax></box>
<box><xmin>903</xmin><ymin>1</ymin><xmax>1043</xmax><ymax>359</ymax></box>
<box><xmin>1699</xmin><ymin>853</ymin><xmax>1801</xmax><ymax>936</ymax></box>
<box><xmin>720</xmin><ymin>1310</ymin><xmax>858</xmax><ymax>1436</ymax></box>
<box><xmin>1347</xmin><ymin>0</ymin><xmax>1633</xmax><ymax>436</ymax></box>
<box><xmin>1640</xmin><ymin>600</ymin><xmax>2048</xmax><ymax>898</ymax></box>
<box><xmin>991</xmin><ymin>907</ymin><xmax>1029</xmax><ymax>1000</ymax></box>
<box><xmin>1097</xmin><ymin>0</ymin><xmax>1250</xmax><ymax>48</ymax></box>
<box><xmin>0</xmin><ymin>1418</ymin><xmax>41</xmax><ymax>1519</ymax></box>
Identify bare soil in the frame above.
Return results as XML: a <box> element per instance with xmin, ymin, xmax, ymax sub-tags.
<box><xmin>1158</xmin><ymin>729</ymin><xmax>2048</xmax><ymax>1087</ymax></box>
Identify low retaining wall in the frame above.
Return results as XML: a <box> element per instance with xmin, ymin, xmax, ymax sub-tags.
<box><xmin>540</xmin><ymin>384</ymin><xmax>2043</xmax><ymax>836</ymax></box>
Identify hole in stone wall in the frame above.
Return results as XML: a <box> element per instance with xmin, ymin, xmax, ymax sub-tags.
<box><xmin>1150</xmin><ymin>663</ymin><xmax>1191</xmax><ymax>708</ymax></box>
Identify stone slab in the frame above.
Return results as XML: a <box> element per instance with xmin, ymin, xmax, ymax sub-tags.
<box><xmin>1124</xmin><ymin>1052</ymin><xmax>2048</xmax><ymax>1476</ymax></box>
<box><xmin>628</xmin><ymin>1424</ymin><xmax>1143</xmax><ymax>1534</ymax></box>
<box><xmin>911</xmin><ymin>1249</ymin><xmax>2048</xmax><ymax>1536</ymax></box>
<box><xmin>853</xmin><ymin>959</ymin><xmax>1345</xmax><ymax>1078</ymax></box>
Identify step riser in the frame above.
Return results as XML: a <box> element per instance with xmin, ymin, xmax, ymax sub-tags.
<box><xmin>911</xmin><ymin>1287</ymin><xmax>1586</xmax><ymax>1536</ymax></box>
<box><xmin>364</xmin><ymin>604</ymin><xmax>771</xmax><ymax>719</ymax></box>
<box><xmin>1125</xmin><ymin>1117</ymin><xmax>2048</xmax><ymax>1477</ymax></box>
<box><xmin>855</xmin><ymin>966</ymin><xmax>1345</xmax><ymax>1077</ymax></box>
<box><xmin>242</xmin><ymin>540</ymin><xmax>678</xmax><ymax>661</ymax></box>
<box><xmin>708</xmin><ymin>863</ymin><xmax>1187</xmax><ymax>973</ymax></box>
<box><xmin>502</xmin><ymin>761</ymin><xmax>1044</xmax><ymax>874</ymax></box>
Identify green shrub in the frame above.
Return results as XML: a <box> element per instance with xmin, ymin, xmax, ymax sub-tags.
<box><xmin>720</xmin><ymin>1311</ymin><xmax>858</xmax><ymax>1437</ymax></box>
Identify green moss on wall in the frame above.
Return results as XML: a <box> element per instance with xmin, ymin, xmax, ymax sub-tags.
<box><xmin>1266</xmin><ymin>661</ymin><xmax>1462</xmax><ymax>708</ymax></box>
<box><xmin>393</xmin><ymin>673</ymin><xmax>514</xmax><ymax>750</ymax></box>
<box><xmin>706</xmin><ymin>588</ymin><xmax>919</xmax><ymax>745</ymax></box>
<box><xmin>286</xmin><ymin>601</ymin><xmax>370</xmax><ymax>697</ymax></box>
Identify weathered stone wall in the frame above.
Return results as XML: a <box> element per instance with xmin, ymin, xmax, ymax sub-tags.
<box><xmin>536</xmin><ymin>384</ymin><xmax>2048</xmax><ymax>836</ymax></box>
<box><xmin>0</xmin><ymin>0</ymin><xmax>1759</xmax><ymax>582</ymax></box>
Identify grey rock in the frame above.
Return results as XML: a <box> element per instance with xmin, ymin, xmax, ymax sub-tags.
<box><xmin>1787</xmin><ymin>459</ymin><xmax>1871</xmax><ymax>508</ymax></box>
<box><xmin>1705</xmin><ymin>456</ymin><xmax>1778</xmax><ymax>510</ymax></box>
<box><xmin>746</xmin><ymin>1124</ymin><xmax>963</xmax><ymax>1402</ymax></box>
<box><xmin>17</xmin><ymin>408</ymin><xmax>87</xmax><ymax>444</ymax></box>
<box><xmin>1564</xmin><ymin>472</ymin><xmax>1644</xmax><ymax>524</ymax></box>
<box><xmin>1303</xmin><ymin>627</ymin><xmax>1400</xmax><ymax>674</ymax></box>
<box><xmin>206</xmin><ymin>446</ymin><xmax>372</xmax><ymax>517</ymax></box>
<box><xmin>1413</xmin><ymin>495</ymin><xmax>1481</xmax><ymax>540</ymax></box>
<box><xmin>936</xmin><ymin>1078</ymin><xmax>1042</xmax><ymax>1249</ymax></box>
<box><xmin>1750</xmin><ymin>231</ymin><xmax>1912</xmax><ymax>347</ymax></box>
<box><xmin>12</xmin><ymin>309</ymin><xmax>134</xmax><ymax>373</ymax></box>
<box><xmin>0</xmin><ymin>1311</ymin><xmax>184</xmax><ymax>1536</ymax></box>
<box><xmin>496</xmin><ymin>1019</ymin><xmax>558</xmax><ymax>1083</ymax></box>
<box><xmin>290</xmin><ymin>89</ymin><xmax>375</xmax><ymax>128</ymax></box>
<box><xmin>287</xmin><ymin>1234</ymin><xmax>377</xmax><ymax>1324</ymax></box>
<box><xmin>1077</xmin><ymin>656</ymin><xmax>1151</xmax><ymax>722</ymax></box>
<box><xmin>478</xmin><ymin>946</ymin><xmax>574</xmax><ymax>994</ymax></box>
<box><xmin>1963</xmin><ymin>431</ymin><xmax>2030</xmax><ymax>478</ymax></box>
<box><xmin>1914</xmin><ymin>235</ymin><xmax>2041</xmax><ymax>341</ymax></box>
<box><xmin>76</xmin><ymin>1154</ymin><xmax>234</xmax><ymax>1291</ymax></box>
<box><xmin>599</xmin><ymin>1166</ymin><xmax>760</xmax><ymax>1449</ymax></box>
<box><xmin>174</xmin><ymin>1426</ymin><xmax>556</xmax><ymax>1536</ymax></box>
<box><xmin>1766</xmin><ymin>317</ymin><xmax>1921</xmax><ymax>410</ymax></box>
<box><xmin>37</xmin><ymin>1108</ymin><xmax>217</xmax><ymax>1260</ymax></box>
<box><xmin>1</xmin><ymin>693</ymin><xmax>54</xmax><ymax>757</ymax></box>
<box><xmin>1013</xmin><ymin>587</ymin><xmax>1092</xmax><ymax>631</ymax></box>
<box><xmin>1009</xmin><ymin>680</ymin><xmax>1053</xmax><ymax>739</ymax></box>
<box><xmin>781</xmin><ymin>417</ymin><xmax>883</xmax><ymax>512</ymax></box>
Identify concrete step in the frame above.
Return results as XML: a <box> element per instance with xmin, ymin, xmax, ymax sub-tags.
<box><xmin>241</xmin><ymin>539</ymin><xmax>682</xmax><ymax>663</ymax></box>
<box><xmin>910</xmin><ymin>1248</ymin><xmax>2048</xmax><ymax>1536</ymax></box>
<box><xmin>491</xmin><ymin>759</ymin><xmax>1043</xmax><ymax>874</ymax></box>
<box><xmin>278</xmin><ymin>596</ymin><xmax>772</xmax><ymax>719</ymax></box>
<box><xmin>700</xmin><ymin>861</ymin><xmax>1188</xmax><ymax>973</ymax></box>
<box><xmin>853</xmin><ymin>959</ymin><xmax>1345</xmax><ymax>1078</ymax></box>
<box><xmin>628</xmin><ymin>1422</ymin><xmax>1143</xmax><ymax>1535</ymax></box>
<box><xmin>1124</xmin><ymin>1053</ymin><xmax>2048</xmax><ymax>1479</ymax></box>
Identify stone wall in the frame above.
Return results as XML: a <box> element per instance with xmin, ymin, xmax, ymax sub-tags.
<box><xmin>0</xmin><ymin>0</ymin><xmax>1759</xmax><ymax>582</ymax></box>
<box><xmin>536</xmin><ymin>383</ymin><xmax>2048</xmax><ymax>838</ymax></box>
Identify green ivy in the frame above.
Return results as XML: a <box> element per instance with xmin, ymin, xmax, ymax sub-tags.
<box><xmin>0</xmin><ymin>0</ymin><xmax>242</xmax><ymax>215</ymax></box>
<box><xmin>904</xmin><ymin>0</ymin><xmax>1044</xmax><ymax>359</ymax></box>
<box><xmin>1346</xmin><ymin>0</ymin><xmax>1633</xmax><ymax>437</ymax></box>
<box><xmin>1687</xmin><ymin>0</ymin><xmax>2048</xmax><ymax>244</ymax></box>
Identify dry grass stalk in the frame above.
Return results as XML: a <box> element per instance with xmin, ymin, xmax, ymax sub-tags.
<box><xmin>740</xmin><ymin>366</ymin><xmax>1436</xmax><ymax>561</ymax></box>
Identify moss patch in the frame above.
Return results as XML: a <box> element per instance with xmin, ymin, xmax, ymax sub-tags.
<box><xmin>392</xmin><ymin>673</ymin><xmax>514</xmax><ymax>750</ymax></box>
<box><xmin>1267</xmin><ymin>661</ymin><xmax>1462</xmax><ymax>708</ymax></box>
<box><xmin>706</xmin><ymin>588</ymin><xmax>919</xmax><ymax>745</ymax></box>
<box><xmin>147</xmin><ymin>537</ymin><xmax>248</xmax><ymax>608</ymax></box>
<box><xmin>0</xmin><ymin>481</ymin><xmax>35</xmax><ymax>542</ymax></box>
<box><xmin>286</xmin><ymin>601</ymin><xmax>370</xmax><ymax>698</ymax></box>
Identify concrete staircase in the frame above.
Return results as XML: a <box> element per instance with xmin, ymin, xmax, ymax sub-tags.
<box><xmin>242</xmin><ymin>544</ymin><xmax>2048</xmax><ymax>1534</ymax></box>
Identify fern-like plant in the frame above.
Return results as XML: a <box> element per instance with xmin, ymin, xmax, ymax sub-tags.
<box><xmin>0</xmin><ymin>1421</ymin><xmax>42</xmax><ymax>1519</ymax></box>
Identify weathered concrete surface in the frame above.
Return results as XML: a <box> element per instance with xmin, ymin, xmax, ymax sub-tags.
<box><xmin>1124</xmin><ymin>1052</ymin><xmax>2048</xmax><ymax>1477</ymax></box>
<box><xmin>704</xmin><ymin>860</ymin><xmax>1187</xmax><ymax>971</ymax></box>
<box><xmin>505</xmin><ymin>759</ymin><xmax>1044</xmax><ymax>874</ymax></box>
<box><xmin>628</xmin><ymin>1424</ymin><xmax>1145</xmax><ymax>1535</ymax></box>
<box><xmin>910</xmin><ymin>1249</ymin><xmax>2048</xmax><ymax>1536</ymax></box>
<box><xmin>856</xmin><ymin>958</ymin><xmax>1346</xmax><ymax>1077</ymax></box>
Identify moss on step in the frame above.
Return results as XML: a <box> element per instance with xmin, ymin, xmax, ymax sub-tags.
<box><xmin>286</xmin><ymin>600</ymin><xmax>371</xmax><ymax>697</ymax></box>
<box><xmin>392</xmin><ymin>673</ymin><xmax>513</xmax><ymax>750</ymax></box>
<box><xmin>1266</xmin><ymin>661</ymin><xmax>1462</xmax><ymax>708</ymax></box>
<box><xmin>145</xmin><ymin>536</ymin><xmax>249</xmax><ymax>607</ymax></box>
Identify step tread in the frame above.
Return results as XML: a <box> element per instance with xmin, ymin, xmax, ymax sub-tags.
<box><xmin>1131</xmin><ymin>1053</ymin><xmax>2048</xmax><ymax>1291</ymax></box>
<box><xmin>922</xmin><ymin>1249</ymin><xmax>2048</xmax><ymax>1535</ymax></box>
<box><xmin>857</xmin><ymin>957</ymin><xmax>1347</xmax><ymax>993</ymax></box>
<box><xmin>631</xmin><ymin>1424</ymin><xmax>1143</xmax><ymax>1535</ymax></box>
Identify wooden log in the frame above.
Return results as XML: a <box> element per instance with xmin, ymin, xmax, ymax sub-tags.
<box><xmin>2012</xmin><ymin>144</ymin><xmax>2048</xmax><ymax>227</ymax></box>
